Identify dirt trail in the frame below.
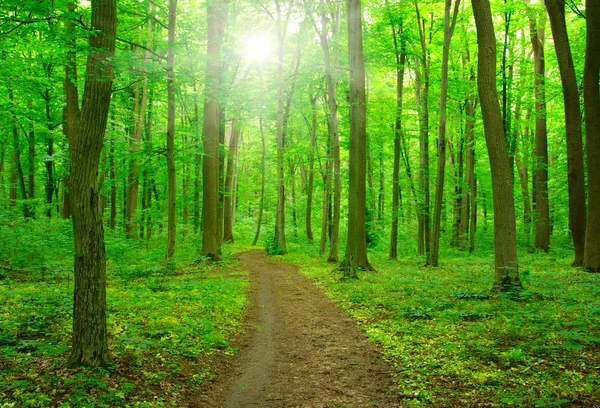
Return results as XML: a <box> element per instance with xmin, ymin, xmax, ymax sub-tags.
<box><xmin>196</xmin><ymin>250</ymin><xmax>401</xmax><ymax>407</ymax></box>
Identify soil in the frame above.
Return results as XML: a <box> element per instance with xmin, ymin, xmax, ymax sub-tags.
<box><xmin>192</xmin><ymin>250</ymin><xmax>402</xmax><ymax>407</ymax></box>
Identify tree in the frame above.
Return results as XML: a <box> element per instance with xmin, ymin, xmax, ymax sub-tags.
<box><xmin>471</xmin><ymin>0</ymin><xmax>521</xmax><ymax>293</ymax></box>
<box><xmin>583</xmin><ymin>0</ymin><xmax>600</xmax><ymax>272</ymax></box>
<box><xmin>545</xmin><ymin>0</ymin><xmax>586</xmax><ymax>266</ymax></box>
<box><xmin>429</xmin><ymin>0</ymin><xmax>460</xmax><ymax>267</ymax></box>
<box><xmin>389</xmin><ymin>19</ymin><xmax>406</xmax><ymax>260</ymax></box>
<box><xmin>201</xmin><ymin>0</ymin><xmax>228</xmax><ymax>261</ymax></box>
<box><xmin>530</xmin><ymin>7</ymin><xmax>550</xmax><ymax>253</ymax></box>
<box><xmin>68</xmin><ymin>0</ymin><xmax>117</xmax><ymax>367</ymax></box>
<box><xmin>165</xmin><ymin>0</ymin><xmax>177</xmax><ymax>261</ymax></box>
<box><xmin>344</xmin><ymin>0</ymin><xmax>373</xmax><ymax>278</ymax></box>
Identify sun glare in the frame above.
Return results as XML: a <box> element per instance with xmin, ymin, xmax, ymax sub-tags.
<box><xmin>243</xmin><ymin>34</ymin><xmax>272</xmax><ymax>64</ymax></box>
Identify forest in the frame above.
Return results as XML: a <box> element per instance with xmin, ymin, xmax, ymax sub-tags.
<box><xmin>0</xmin><ymin>0</ymin><xmax>599</xmax><ymax>406</ymax></box>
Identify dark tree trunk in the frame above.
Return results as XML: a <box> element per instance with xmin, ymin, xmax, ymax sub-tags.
<box><xmin>165</xmin><ymin>0</ymin><xmax>177</xmax><ymax>261</ymax></box>
<box><xmin>430</xmin><ymin>0</ymin><xmax>460</xmax><ymax>266</ymax></box>
<box><xmin>471</xmin><ymin>0</ymin><xmax>521</xmax><ymax>293</ymax></box>
<box><xmin>530</xmin><ymin>13</ymin><xmax>550</xmax><ymax>252</ymax></box>
<box><xmin>223</xmin><ymin>119</ymin><xmax>241</xmax><ymax>243</ymax></box>
<box><xmin>202</xmin><ymin>0</ymin><xmax>228</xmax><ymax>260</ymax></box>
<box><xmin>68</xmin><ymin>0</ymin><xmax>116</xmax><ymax>367</ymax></box>
<box><xmin>306</xmin><ymin>94</ymin><xmax>317</xmax><ymax>243</ymax></box>
<box><xmin>344</xmin><ymin>0</ymin><xmax>373</xmax><ymax>278</ymax></box>
<box><xmin>252</xmin><ymin>118</ymin><xmax>266</xmax><ymax>246</ymax></box>
<box><xmin>389</xmin><ymin>20</ymin><xmax>406</xmax><ymax>260</ymax></box>
<box><xmin>545</xmin><ymin>0</ymin><xmax>587</xmax><ymax>266</ymax></box>
<box><xmin>583</xmin><ymin>0</ymin><xmax>600</xmax><ymax>272</ymax></box>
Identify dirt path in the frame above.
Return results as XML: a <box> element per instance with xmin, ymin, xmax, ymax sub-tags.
<box><xmin>196</xmin><ymin>250</ymin><xmax>401</xmax><ymax>407</ymax></box>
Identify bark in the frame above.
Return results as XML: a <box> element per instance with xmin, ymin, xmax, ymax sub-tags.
<box><xmin>223</xmin><ymin>119</ymin><xmax>241</xmax><ymax>243</ymax></box>
<box><xmin>319</xmin><ymin>136</ymin><xmax>332</xmax><ymax>255</ymax></box>
<box><xmin>313</xmin><ymin>1</ymin><xmax>341</xmax><ymax>262</ymax></box>
<box><xmin>583</xmin><ymin>0</ymin><xmax>600</xmax><ymax>272</ymax></box>
<box><xmin>306</xmin><ymin>94</ymin><xmax>317</xmax><ymax>243</ymax></box>
<box><xmin>68</xmin><ymin>0</ymin><xmax>116</xmax><ymax>367</ymax></box>
<box><xmin>415</xmin><ymin>3</ymin><xmax>431</xmax><ymax>261</ymax></box>
<box><xmin>471</xmin><ymin>0</ymin><xmax>521</xmax><ymax>293</ymax></box>
<box><xmin>530</xmin><ymin>11</ymin><xmax>550</xmax><ymax>252</ymax></box>
<box><xmin>44</xmin><ymin>88</ymin><xmax>55</xmax><ymax>217</ymax></box>
<box><xmin>202</xmin><ymin>0</ymin><xmax>228</xmax><ymax>259</ymax></box>
<box><xmin>344</xmin><ymin>0</ymin><xmax>373</xmax><ymax>278</ymax></box>
<box><xmin>252</xmin><ymin>118</ymin><xmax>266</xmax><ymax>246</ymax></box>
<box><xmin>458</xmin><ymin>86</ymin><xmax>476</xmax><ymax>251</ymax></box>
<box><xmin>165</xmin><ymin>0</ymin><xmax>177</xmax><ymax>261</ymax></box>
<box><xmin>545</xmin><ymin>0</ymin><xmax>586</xmax><ymax>266</ymax></box>
<box><xmin>9</xmin><ymin>89</ymin><xmax>28</xmax><ymax>212</ymax></box>
<box><xmin>389</xmin><ymin>20</ymin><xmax>406</xmax><ymax>260</ymax></box>
<box><xmin>193</xmin><ymin>87</ymin><xmax>201</xmax><ymax>235</ymax></box>
<box><xmin>430</xmin><ymin>0</ymin><xmax>460</xmax><ymax>266</ymax></box>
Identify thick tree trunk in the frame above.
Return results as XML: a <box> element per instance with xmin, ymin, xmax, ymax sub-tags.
<box><xmin>344</xmin><ymin>0</ymin><xmax>373</xmax><ymax>278</ymax></box>
<box><xmin>389</xmin><ymin>20</ymin><xmax>406</xmax><ymax>260</ymax></box>
<box><xmin>68</xmin><ymin>0</ymin><xmax>116</xmax><ymax>367</ymax></box>
<box><xmin>430</xmin><ymin>0</ymin><xmax>460</xmax><ymax>266</ymax></box>
<box><xmin>202</xmin><ymin>0</ymin><xmax>228</xmax><ymax>260</ymax></box>
<box><xmin>530</xmin><ymin>13</ymin><xmax>550</xmax><ymax>252</ymax></box>
<box><xmin>545</xmin><ymin>0</ymin><xmax>586</xmax><ymax>266</ymax></box>
<box><xmin>165</xmin><ymin>0</ymin><xmax>177</xmax><ymax>261</ymax></box>
<box><xmin>583</xmin><ymin>0</ymin><xmax>600</xmax><ymax>272</ymax></box>
<box><xmin>472</xmin><ymin>0</ymin><xmax>521</xmax><ymax>293</ymax></box>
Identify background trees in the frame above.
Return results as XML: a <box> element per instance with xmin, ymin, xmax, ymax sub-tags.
<box><xmin>0</xmin><ymin>0</ymin><xmax>598</xmax><ymax>363</ymax></box>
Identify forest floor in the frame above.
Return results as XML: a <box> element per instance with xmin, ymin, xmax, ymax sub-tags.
<box><xmin>195</xmin><ymin>250</ymin><xmax>402</xmax><ymax>407</ymax></box>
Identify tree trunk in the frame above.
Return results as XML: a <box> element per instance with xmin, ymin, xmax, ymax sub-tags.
<box><xmin>415</xmin><ymin>5</ymin><xmax>431</xmax><ymax>261</ymax></box>
<box><xmin>165</xmin><ymin>0</ymin><xmax>177</xmax><ymax>261</ymax></box>
<box><xmin>430</xmin><ymin>0</ymin><xmax>460</xmax><ymax>267</ymax></box>
<box><xmin>344</xmin><ymin>0</ymin><xmax>373</xmax><ymax>278</ymax></box>
<box><xmin>545</xmin><ymin>0</ymin><xmax>586</xmax><ymax>266</ymax></box>
<box><xmin>583</xmin><ymin>0</ymin><xmax>600</xmax><ymax>272</ymax></box>
<box><xmin>44</xmin><ymin>88</ymin><xmax>55</xmax><ymax>217</ymax></box>
<box><xmin>202</xmin><ymin>0</ymin><xmax>228</xmax><ymax>259</ymax></box>
<box><xmin>530</xmin><ymin>11</ymin><xmax>550</xmax><ymax>252</ymax></box>
<box><xmin>193</xmin><ymin>88</ymin><xmax>201</xmax><ymax>235</ymax></box>
<box><xmin>223</xmin><ymin>119</ymin><xmax>241</xmax><ymax>243</ymax></box>
<box><xmin>252</xmin><ymin>118</ymin><xmax>266</xmax><ymax>246</ymax></box>
<box><xmin>389</xmin><ymin>20</ymin><xmax>406</xmax><ymax>260</ymax></box>
<box><xmin>68</xmin><ymin>0</ymin><xmax>116</xmax><ymax>367</ymax></box>
<box><xmin>471</xmin><ymin>0</ymin><xmax>521</xmax><ymax>293</ymax></box>
<box><xmin>306</xmin><ymin>94</ymin><xmax>317</xmax><ymax>243</ymax></box>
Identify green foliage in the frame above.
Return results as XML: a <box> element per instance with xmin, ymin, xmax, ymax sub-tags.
<box><xmin>0</xmin><ymin>221</ymin><xmax>249</xmax><ymax>407</ymax></box>
<box><xmin>285</xmin><ymin>249</ymin><xmax>600</xmax><ymax>407</ymax></box>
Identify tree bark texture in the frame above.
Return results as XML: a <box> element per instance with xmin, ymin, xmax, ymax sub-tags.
<box><xmin>544</xmin><ymin>0</ymin><xmax>586</xmax><ymax>266</ymax></box>
<box><xmin>223</xmin><ymin>119</ymin><xmax>241</xmax><ymax>243</ymax></box>
<box><xmin>165</xmin><ymin>0</ymin><xmax>177</xmax><ymax>261</ymax></box>
<box><xmin>584</xmin><ymin>0</ymin><xmax>600</xmax><ymax>272</ymax></box>
<box><xmin>68</xmin><ymin>0</ymin><xmax>116</xmax><ymax>367</ymax></box>
<box><xmin>202</xmin><ymin>0</ymin><xmax>228</xmax><ymax>260</ymax></box>
<box><xmin>471</xmin><ymin>0</ymin><xmax>521</xmax><ymax>293</ymax></box>
<box><xmin>530</xmin><ymin>12</ymin><xmax>550</xmax><ymax>252</ymax></box>
<box><xmin>344</xmin><ymin>0</ymin><xmax>372</xmax><ymax>278</ymax></box>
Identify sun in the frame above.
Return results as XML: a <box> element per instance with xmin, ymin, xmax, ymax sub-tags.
<box><xmin>243</xmin><ymin>34</ymin><xmax>272</xmax><ymax>64</ymax></box>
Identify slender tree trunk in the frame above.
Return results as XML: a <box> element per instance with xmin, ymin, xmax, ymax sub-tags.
<box><xmin>8</xmin><ymin>89</ymin><xmax>29</xmax><ymax>217</ymax></box>
<box><xmin>545</xmin><ymin>0</ymin><xmax>586</xmax><ymax>266</ymax></box>
<box><xmin>306</xmin><ymin>94</ymin><xmax>317</xmax><ymax>243</ymax></box>
<box><xmin>165</xmin><ymin>0</ymin><xmax>177</xmax><ymax>261</ymax></box>
<box><xmin>583</xmin><ymin>0</ymin><xmax>600</xmax><ymax>272</ymax></box>
<box><xmin>530</xmin><ymin>11</ymin><xmax>550</xmax><ymax>252</ymax></box>
<box><xmin>193</xmin><ymin>88</ymin><xmax>201</xmax><ymax>235</ymax></box>
<box><xmin>223</xmin><ymin>119</ymin><xmax>241</xmax><ymax>243</ymax></box>
<box><xmin>44</xmin><ymin>89</ymin><xmax>55</xmax><ymax>217</ymax></box>
<box><xmin>252</xmin><ymin>118</ymin><xmax>266</xmax><ymax>246</ymax></box>
<box><xmin>471</xmin><ymin>0</ymin><xmax>521</xmax><ymax>293</ymax></box>
<box><xmin>68</xmin><ymin>0</ymin><xmax>116</xmax><ymax>367</ymax></box>
<box><xmin>202</xmin><ymin>0</ymin><xmax>228</xmax><ymax>259</ymax></box>
<box><xmin>430</xmin><ymin>0</ymin><xmax>460</xmax><ymax>266</ymax></box>
<box><xmin>344</xmin><ymin>0</ymin><xmax>373</xmax><ymax>278</ymax></box>
<box><xmin>389</xmin><ymin>20</ymin><xmax>406</xmax><ymax>260</ymax></box>
<box><xmin>319</xmin><ymin>139</ymin><xmax>332</xmax><ymax>255</ymax></box>
<box><xmin>415</xmin><ymin>5</ymin><xmax>431</xmax><ymax>261</ymax></box>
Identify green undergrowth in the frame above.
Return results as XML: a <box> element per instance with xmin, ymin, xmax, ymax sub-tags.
<box><xmin>284</xmin><ymin>248</ymin><xmax>600</xmax><ymax>407</ymax></box>
<box><xmin>0</xmin><ymin>220</ymin><xmax>249</xmax><ymax>407</ymax></box>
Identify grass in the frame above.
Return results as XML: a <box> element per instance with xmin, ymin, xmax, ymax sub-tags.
<box><xmin>0</xmin><ymin>213</ymin><xmax>250</xmax><ymax>408</ymax></box>
<box><xmin>283</xmin><ymin>247</ymin><xmax>600</xmax><ymax>407</ymax></box>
